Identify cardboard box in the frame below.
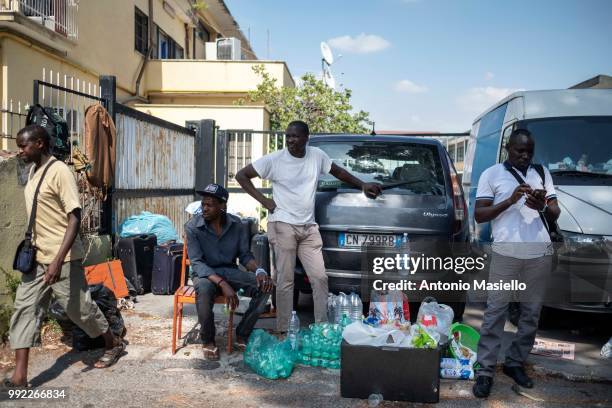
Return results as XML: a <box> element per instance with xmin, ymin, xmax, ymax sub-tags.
<box><xmin>340</xmin><ymin>341</ymin><xmax>441</xmax><ymax>403</ymax></box>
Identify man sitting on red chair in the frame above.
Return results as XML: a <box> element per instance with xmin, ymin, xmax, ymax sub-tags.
<box><xmin>185</xmin><ymin>184</ymin><xmax>273</xmax><ymax>360</ymax></box>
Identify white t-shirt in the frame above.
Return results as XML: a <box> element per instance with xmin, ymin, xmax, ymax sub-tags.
<box><xmin>476</xmin><ymin>163</ymin><xmax>557</xmax><ymax>259</ymax></box>
<box><xmin>252</xmin><ymin>147</ymin><xmax>332</xmax><ymax>225</ymax></box>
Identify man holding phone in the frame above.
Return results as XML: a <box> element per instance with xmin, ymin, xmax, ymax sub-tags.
<box><xmin>472</xmin><ymin>129</ymin><xmax>561</xmax><ymax>398</ymax></box>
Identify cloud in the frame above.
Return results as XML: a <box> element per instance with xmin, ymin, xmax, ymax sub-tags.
<box><xmin>457</xmin><ymin>86</ymin><xmax>523</xmax><ymax>114</ymax></box>
<box><xmin>394</xmin><ymin>79</ymin><xmax>428</xmax><ymax>93</ymax></box>
<box><xmin>484</xmin><ymin>71</ymin><xmax>495</xmax><ymax>81</ymax></box>
<box><xmin>328</xmin><ymin>33</ymin><xmax>391</xmax><ymax>54</ymax></box>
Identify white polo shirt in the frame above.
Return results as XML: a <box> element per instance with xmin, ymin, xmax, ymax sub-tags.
<box><xmin>476</xmin><ymin>163</ymin><xmax>557</xmax><ymax>259</ymax></box>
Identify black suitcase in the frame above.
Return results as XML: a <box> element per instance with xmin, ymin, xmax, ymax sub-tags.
<box><xmin>251</xmin><ymin>233</ymin><xmax>270</xmax><ymax>273</ymax></box>
<box><xmin>115</xmin><ymin>234</ymin><xmax>157</xmax><ymax>295</ymax></box>
<box><xmin>151</xmin><ymin>242</ymin><xmax>184</xmax><ymax>295</ymax></box>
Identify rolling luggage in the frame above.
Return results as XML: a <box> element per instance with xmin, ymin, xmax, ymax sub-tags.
<box><xmin>115</xmin><ymin>234</ymin><xmax>157</xmax><ymax>294</ymax></box>
<box><xmin>151</xmin><ymin>242</ymin><xmax>184</xmax><ymax>295</ymax></box>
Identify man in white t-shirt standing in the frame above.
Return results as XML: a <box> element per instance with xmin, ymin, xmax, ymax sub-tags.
<box><xmin>236</xmin><ymin>121</ymin><xmax>382</xmax><ymax>332</ymax></box>
<box><xmin>472</xmin><ymin>129</ymin><xmax>561</xmax><ymax>398</ymax></box>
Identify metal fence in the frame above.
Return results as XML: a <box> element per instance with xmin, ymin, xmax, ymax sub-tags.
<box><xmin>0</xmin><ymin>99</ymin><xmax>28</xmax><ymax>149</ymax></box>
<box><xmin>33</xmin><ymin>73</ymin><xmax>107</xmax><ymax>233</ymax></box>
<box><xmin>113</xmin><ymin>104</ymin><xmax>196</xmax><ymax>239</ymax></box>
<box><xmin>1</xmin><ymin>0</ymin><xmax>79</xmax><ymax>38</ymax></box>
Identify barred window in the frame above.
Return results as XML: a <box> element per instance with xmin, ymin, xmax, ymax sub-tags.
<box><xmin>457</xmin><ymin>142</ymin><xmax>465</xmax><ymax>162</ymax></box>
<box><xmin>135</xmin><ymin>7</ymin><xmax>148</xmax><ymax>55</ymax></box>
<box><xmin>228</xmin><ymin>132</ymin><xmax>252</xmax><ymax>184</ymax></box>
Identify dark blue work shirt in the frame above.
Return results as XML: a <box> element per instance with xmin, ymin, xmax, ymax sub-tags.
<box><xmin>184</xmin><ymin>213</ymin><xmax>255</xmax><ymax>278</ymax></box>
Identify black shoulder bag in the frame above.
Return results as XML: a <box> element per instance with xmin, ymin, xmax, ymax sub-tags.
<box><xmin>13</xmin><ymin>159</ymin><xmax>57</xmax><ymax>274</ymax></box>
<box><xmin>502</xmin><ymin>161</ymin><xmax>563</xmax><ymax>243</ymax></box>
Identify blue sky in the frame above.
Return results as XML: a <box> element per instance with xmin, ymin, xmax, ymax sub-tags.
<box><xmin>225</xmin><ymin>0</ymin><xmax>612</xmax><ymax>132</ymax></box>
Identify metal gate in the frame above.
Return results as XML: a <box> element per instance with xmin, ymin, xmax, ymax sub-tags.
<box><xmin>33</xmin><ymin>75</ymin><xmax>197</xmax><ymax>239</ymax></box>
<box><xmin>33</xmin><ymin>78</ymin><xmax>109</xmax><ymax>233</ymax></box>
<box><xmin>113</xmin><ymin>104</ymin><xmax>195</xmax><ymax>239</ymax></box>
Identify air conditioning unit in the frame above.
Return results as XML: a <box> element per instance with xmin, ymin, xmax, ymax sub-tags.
<box><xmin>217</xmin><ymin>38</ymin><xmax>242</xmax><ymax>61</ymax></box>
<box><xmin>205</xmin><ymin>42</ymin><xmax>217</xmax><ymax>60</ymax></box>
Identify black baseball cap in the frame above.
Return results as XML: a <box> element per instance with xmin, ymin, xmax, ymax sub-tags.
<box><xmin>197</xmin><ymin>183</ymin><xmax>229</xmax><ymax>202</ymax></box>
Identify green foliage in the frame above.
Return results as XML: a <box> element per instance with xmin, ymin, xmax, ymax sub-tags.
<box><xmin>45</xmin><ymin>318</ymin><xmax>62</xmax><ymax>335</ymax></box>
<box><xmin>2</xmin><ymin>268</ymin><xmax>21</xmax><ymax>303</ymax></box>
<box><xmin>239</xmin><ymin>65</ymin><xmax>371</xmax><ymax>133</ymax></box>
<box><xmin>1</xmin><ymin>268</ymin><xmax>21</xmax><ymax>343</ymax></box>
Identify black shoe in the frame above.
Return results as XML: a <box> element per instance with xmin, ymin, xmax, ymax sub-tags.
<box><xmin>503</xmin><ymin>365</ymin><xmax>534</xmax><ymax>388</ymax></box>
<box><xmin>472</xmin><ymin>376</ymin><xmax>493</xmax><ymax>398</ymax></box>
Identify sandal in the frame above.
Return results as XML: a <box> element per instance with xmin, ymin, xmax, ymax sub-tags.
<box><xmin>235</xmin><ymin>336</ymin><xmax>248</xmax><ymax>351</ymax></box>
<box><xmin>94</xmin><ymin>340</ymin><xmax>126</xmax><ymax>368</ymax></box>
<box><xmin>202</xmin><ymin>345</ymin><xmax>220</xmax><ymax>361</ymax></box>
<box><xmin>2</xmin><ymin>378</ymin><xmax>32</xmax><ymax>389</ymax></box>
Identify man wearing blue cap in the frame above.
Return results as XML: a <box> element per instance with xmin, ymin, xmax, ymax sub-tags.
<box><xmin>185</xmin><ymin>183</ymin><xmax>273</xmax><ymax>360</ymax></box>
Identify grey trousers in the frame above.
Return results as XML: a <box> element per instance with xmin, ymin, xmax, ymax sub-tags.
<box><xmin>476</xmin><ymin>252</ymin><xmax>552</xmax><ymax>377</ymax></box>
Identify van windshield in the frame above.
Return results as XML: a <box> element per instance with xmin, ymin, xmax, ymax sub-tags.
<box><xmin>520</xmin><ymin>117</ymin><xmax>612</xmax><ymax>182</ymax></box>
<box><xmin>310</xmin><ymin>140</ymin><xmax>446</xmax><ymax>195</ymax></box>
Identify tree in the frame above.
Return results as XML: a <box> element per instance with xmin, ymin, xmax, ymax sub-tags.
<box><xmin>239</xmin><ymin>65</ymin><xmax>371</xmax><ymax>133</ymax></box>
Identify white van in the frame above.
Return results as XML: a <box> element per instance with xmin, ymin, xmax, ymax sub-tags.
<box><xmin>463</xmin><ymin>89</ymin><xmax>612</xmax><ymax>314</ymax></box>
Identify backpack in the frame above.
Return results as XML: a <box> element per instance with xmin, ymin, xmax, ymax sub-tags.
<box><xmin>26</xmin><ymin>104</ymin><xmax>71</xmax><ymax>160</ymax></box>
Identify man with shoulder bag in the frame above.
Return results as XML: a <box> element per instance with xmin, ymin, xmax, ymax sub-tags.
<box><xmin>472</xmin><ymin>129</ymin><xmax>561</xmax><ymax>398</ymax></box>
<box><xmin>6</xmin><ymin>125</ymin><xmax>125</xmax><ymax>388</ymax></box>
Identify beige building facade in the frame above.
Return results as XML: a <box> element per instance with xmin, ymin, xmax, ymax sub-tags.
<box><xmin>0</xmin><ymin>0</ymin><xmax>294</xmax><ymax>219</ymax></box>
<box><xmin>0</xmin><ymin>0</ymin><xmax>293</xmax><ymax>150</ymax></box>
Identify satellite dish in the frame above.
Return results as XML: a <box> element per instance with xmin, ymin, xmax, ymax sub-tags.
<box><xmin>323</xmin><ymin>67</ymin><xmax>336</xmax><ymax>89</ymax></box>
<box><xmin>320</xmin><ymin>41</ymin><xmax>334</xmax><ymax>65</ymax></box>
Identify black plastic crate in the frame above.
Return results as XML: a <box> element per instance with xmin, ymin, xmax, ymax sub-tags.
<box><xmin>340</xmin><ymin>340</ymin><xmax>441</xmax><ymax>403</ymax></box>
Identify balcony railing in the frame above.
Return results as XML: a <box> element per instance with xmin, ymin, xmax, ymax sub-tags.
<box><xmin>1</xmin><ymin>0</ymin><xmax>78</xmax><ymax>39</ymax></box>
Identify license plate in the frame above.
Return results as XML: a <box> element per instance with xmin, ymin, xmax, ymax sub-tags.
<box><xmin>339</xmin><ymin>233</ymin><xmax>402</xmax><ymax>248</ymax></box>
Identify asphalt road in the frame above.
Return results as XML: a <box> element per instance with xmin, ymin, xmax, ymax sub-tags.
<box><xmin>0</xmin><ymin>293</ymin><xmax>610</xmax><ymax>407</ymax></box>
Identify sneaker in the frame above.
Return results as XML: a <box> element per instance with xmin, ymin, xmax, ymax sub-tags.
<box><xmin>472</xmin><ymin>375</ymin><xmax>493</xmax><ymax>398</ymax></box>
<box><xmin>503</xmin><ymin>365</ymin><xmax>534</xmax><ymax>388</ymax></box>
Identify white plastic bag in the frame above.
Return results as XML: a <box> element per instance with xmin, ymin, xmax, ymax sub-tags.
<box><xmin>343</xmin><ymin>321</ymin><xmax>389</xmax><ymax>345</ymax></box>
<box><xmin>343</xmin><ymin>322</ymin><xmax>412</xmax><ymax>348</ymax></box>
<box><xmin>416</xmin><ymin>297</ymin><xmax>454</xmax><ymax>337</ymax></box>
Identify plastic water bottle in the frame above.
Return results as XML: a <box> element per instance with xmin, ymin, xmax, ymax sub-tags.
<box><xmin>288</xmin><ymin>311</ymin><xmax>300</xmax><ymax>350</ymax></box>
<box><xmin>602</xmin><ymin>337</ymin><xmax>612</xmax><ymax>359</ymax></box>
<box><xmin>440</xmin><ymin>357</ymin><xmax>471</xmax><ymax>369</ymax></box>
<box><xmin>327</xmin><ymin>293</ymin><xmax>337</xmax><ymax>323</ymax></box>
<box><xmin>336</xmin><ymin>292</ymin><xmax>350</xmax><ymax>323</ymax></box>
<box><xmin>440</xmin><ymin>367</ymin><xmax>474</xmax><ymax>380</ymax></box>
<box><xmin>349</xmin><ymin>292</ymin><xmax>363</xmax><ymax>322</ymax></box>
<box><xmin>368</xmin><ymin>393</ymin><xmax>383</xmax><ymax>407</ymax></box>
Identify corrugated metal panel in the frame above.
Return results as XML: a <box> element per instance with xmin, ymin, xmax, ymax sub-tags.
<box><xmin>114</xmin><ymin>195</ymin><xmax>195</xmax><ymax>240</ymax></box>
<box><xmin>115</xmin><ymin>113</ymin><xmax>194</xmax><ymax>190</ymax></box>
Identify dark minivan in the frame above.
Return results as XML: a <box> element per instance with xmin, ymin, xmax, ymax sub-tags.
<box><xmin>294</xmin><ymin>134</ymin><xmax>469</xmax><ymax>319</ymax></box>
